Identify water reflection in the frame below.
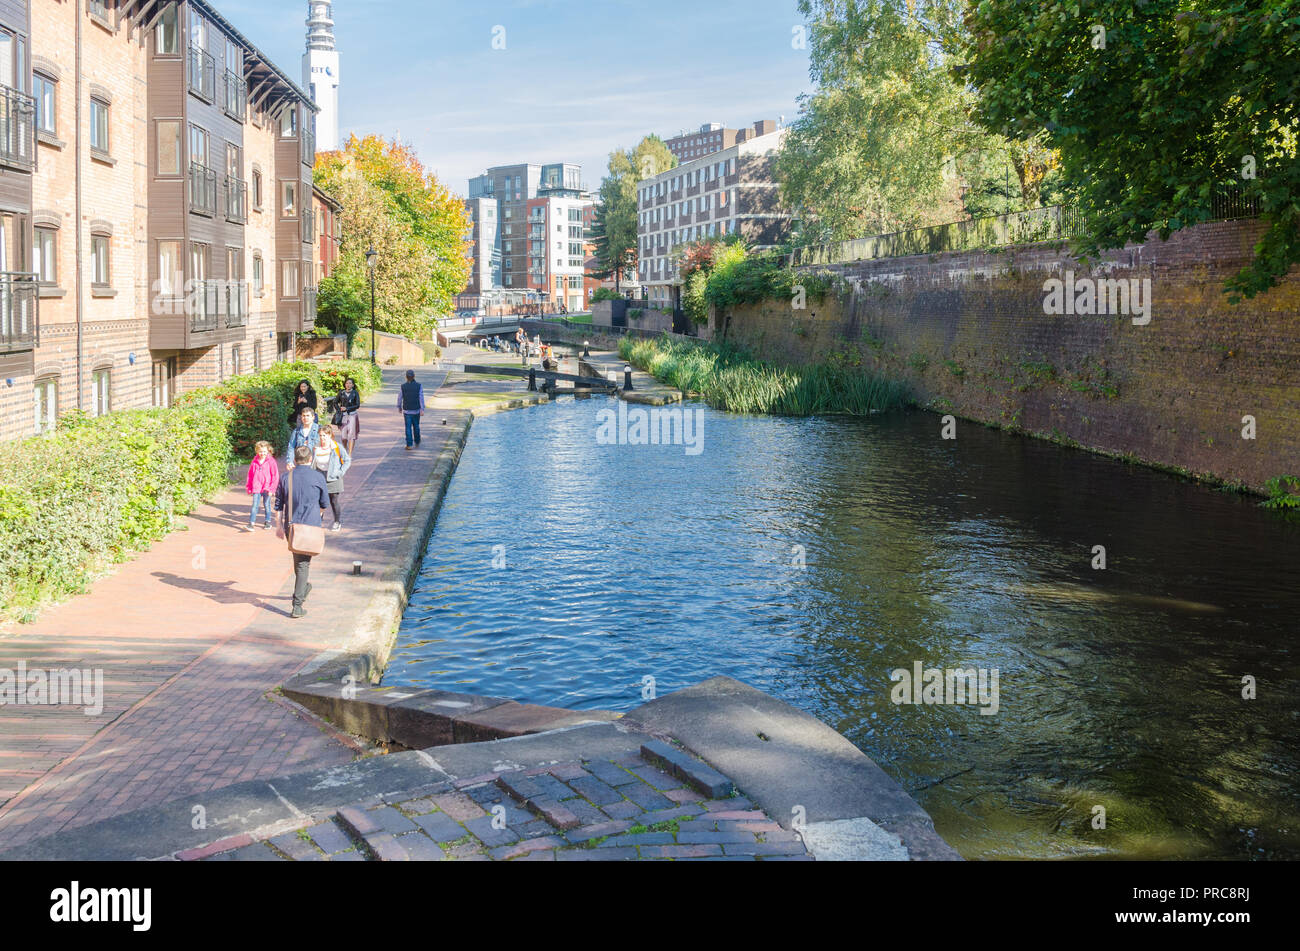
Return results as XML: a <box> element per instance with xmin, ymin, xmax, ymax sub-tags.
<box><xmin>388</xmin><ymin>398</ymin><xmax>1300</xmax><ymax>859</ymax></box>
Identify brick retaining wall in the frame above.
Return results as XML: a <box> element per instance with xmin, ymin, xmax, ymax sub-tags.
<box><xmin>713</xmin><ymin>219</ymin><xmax>1299</xmax><ymax>491</ymax></box>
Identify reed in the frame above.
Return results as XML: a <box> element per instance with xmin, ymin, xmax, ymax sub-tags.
<box><xmin>619</xmin><ymin>335</ymin><xmax>909</xmax><ymax>416</ymax></box>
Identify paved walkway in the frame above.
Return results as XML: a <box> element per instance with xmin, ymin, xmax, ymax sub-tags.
<box><xmin>184</xmin><ymin>750</ymin><xmax>810</xmax><ymax>862</ymax></box>
<box><xmin>0</xmin><ymin>361</ymin><xmax>460</xmax><ymax>848</ymax></box>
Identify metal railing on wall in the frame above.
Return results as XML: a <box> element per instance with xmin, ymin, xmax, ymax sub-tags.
<box><xmin>0</xmin><ymin>272</ymin><xmax>37</xmax><ymax>352</ymax></box>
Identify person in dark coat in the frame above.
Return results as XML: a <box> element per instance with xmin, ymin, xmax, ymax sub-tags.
<box><xmin>274</xmin><ymin>445</ymin><xmax>329</xmax><ymax>619</ymax></box>
<box><xmin>334</xmin><ymin>376</ymin><xmax>361</xmax><ymax>455</ymax></box>
<box><xmin>397</xmin><ymin>369</ymin><xmax>425</xmax><ymax>450</ymax></box>
<box><xmin>289</xmin><ymin>379</ymin><xmax>318</xmax><ymax>427</ymax></box>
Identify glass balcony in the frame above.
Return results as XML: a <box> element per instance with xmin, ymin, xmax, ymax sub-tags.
<box><xmin>0</xmin><ymin>84</ymin><xmax>36</xmax><ymax>172</ymax></box>
<box><xmin>189</xmin><ymin>163</ymin><xmax>217</xmax><ymax>216</ymax></box>
<box><xmin>223</xmin><ymin>71</ymin><xmax>246</xmax><ymax>122</ymax></box>
<box><xmin>225</xmin><ymin>176</ymin><xmax>248</xmax><ymax>224</ymax></box>
<box><xmin>223</xmin><ymin>281</ymin><xmax>248</xmax><ymax>328</ymax></box>
<box><xmin>187</xmin><ymin>48</ymin><xmax>216</xmax><ymax>101</ymax></box>
<box><xmin>0</xmin><ymin>272</ymin><xmax>37</xmax><ymax>352</ymax></box>
<box><xmin>188</xmin><ymin>280</ymin><xmax>219</xmax><ymax>333</ymax></box>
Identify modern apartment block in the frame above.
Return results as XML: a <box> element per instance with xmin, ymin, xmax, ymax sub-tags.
<box><xmin>463</xmin><ymin>161</ymin><xmax>592</xmax><ymax>312</ymax></box>
<box><xmin>0</xmin><ymin>0</ymin><xmax>322</xmax><ymax>443</ymax></box>
<box><xmin>636</xmin><ymin>127</ymin><xmax>790</xmax><ymax>307</ymax></box>
<box><xmin>664</xmin><ymin>119</ymin><xmax>777</xmax><ymax>165</ymax></box>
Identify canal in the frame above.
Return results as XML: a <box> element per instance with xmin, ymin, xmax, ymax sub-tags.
<box><xmin>385</xmin><ymin>396</ymin><xmax>1300</xmax><ymax>860</ymax></box>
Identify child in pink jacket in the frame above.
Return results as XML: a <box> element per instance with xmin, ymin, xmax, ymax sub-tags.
<box><xmin>246</xmin><ymin>440</ymin><xmax>279</xmax><ymax>531</ymax></box>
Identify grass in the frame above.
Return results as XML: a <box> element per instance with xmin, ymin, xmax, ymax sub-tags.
<box><xmin>618</xmin><ymin>334</ymin><xmax>908</xmax><ymax>417</ymax></box>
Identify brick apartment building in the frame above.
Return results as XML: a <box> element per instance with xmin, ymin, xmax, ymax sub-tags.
<box><xmin>636</xmin><ymin>126</ymin><xmax>791</xmax><ymax>307</ymax></box>
<box><xmin>664</xmin><ymin>119</ymin><xmax>777</xmax><ymax>165</ymax></box>
<box><xmin>0</xmin><ymin>0</ymin><xmax>322</xmax><ymax>443</ymax></box>
<box><xmin>463</xmin><ymin>161</ymin><xmax>594</xmax><ymax>313</ymax></box>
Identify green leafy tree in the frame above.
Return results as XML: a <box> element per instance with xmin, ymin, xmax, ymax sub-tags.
<box><xmin>592</xmin><ymin>135</ymin><xmax>676</xmax><ymax>291</ymax></box>
<box><xmin>962</xmin><ymin>1</ymin><xmax>1300</xmax><ymax>299</ymax></box>
<box><xmin>314</xmin><ymin>135</ymin><xmax>470</xmax><ymax>340</ymax></box>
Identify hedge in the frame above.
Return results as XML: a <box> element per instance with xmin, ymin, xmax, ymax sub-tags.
<box><xmin>0</xmin><ymin>396</ymin><xmax>232</xmax><ymax>622</ymax></box>
<box><xmin>0</xmin><ymin>359</ymin><xmax>383</xmax><ymax>623</ymax></box>
<box><xmin>179</xmin><ymin>359</ymin><xmax>383</xmax><ymax>460</ymax></box>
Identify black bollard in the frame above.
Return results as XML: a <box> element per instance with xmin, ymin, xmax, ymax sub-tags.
<box><xmin>623</xmin><ymin>364</ymin><xmax>634</xmax><ymax>391</ymax></box>
<box><xmin>528</xmin><ymin>367</ymin><xmax>537</xmax><ymax>391</ymax></box>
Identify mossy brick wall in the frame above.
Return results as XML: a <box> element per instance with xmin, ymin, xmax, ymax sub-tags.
<box><xmin>713</xmin><ymin>219</ymin><xmax>1300</xmax><ymax>491</ymax></box>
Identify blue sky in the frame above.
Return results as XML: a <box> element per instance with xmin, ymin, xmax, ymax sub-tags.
<box><xmin>215</xmin><ymin>0</ymin><xmax>813</xmax><ymax>195</ymax></box>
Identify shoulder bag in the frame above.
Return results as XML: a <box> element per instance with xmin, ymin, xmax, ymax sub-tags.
<box><xmin>285</xmin><ymin>467</ymin><xmax>326</xmax><ymax>556</ymax></box>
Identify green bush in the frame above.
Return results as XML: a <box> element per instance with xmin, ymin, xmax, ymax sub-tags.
<box><xmin>0</xmin><ymin>397</ymin><xmax>231</xmax><ymax>622</ymax></box>
<box><xmin>619</xmin><ymin>334</ymin><xmax>908</xmax><ymax>416</ymax></box>
<box><xmin>591</xmin><ymin>287</ymin><xmax>622</xmax><ymax>302</ymax></box>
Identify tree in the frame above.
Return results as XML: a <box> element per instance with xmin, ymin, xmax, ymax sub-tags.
<box><xmin>592</xmin><ymin>135</ymin><xmax>676</xmax><ymax>292</ymax></box>
<box><xmin>314</xmin><ymin>135</ymin><xmax>470</xmax><ymax>341</ymax></box>
<box><xmin>962</xmin><ymin>1</ymin><xmax>1300</xmax><ymax>299</ymax></box>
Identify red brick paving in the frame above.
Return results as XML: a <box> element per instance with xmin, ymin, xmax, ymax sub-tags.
<box><xmin>0</xmin><ymin>364</ymin><xmax>456</xmax><ymax>849</ymax></box>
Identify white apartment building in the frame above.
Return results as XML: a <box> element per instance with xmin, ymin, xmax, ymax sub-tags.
<box><xmin>636</xmin><ymin>128</ymin><xmax>790</xmax><ymax>306</ymax></box>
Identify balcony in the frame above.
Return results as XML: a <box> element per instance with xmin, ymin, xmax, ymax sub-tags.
<box><xmin>302</xmin><ymin>128</ymin><xmax>315</xmax><ymax>166</ymax></box>
<box><xmin>301</xmin><ymin>208</ymin><xmax>315</xmax><ymax>245</ymax></box>
<box><xmin>303</xmin><ymin>286</ymin><xmax>317</xmax><ymax>327</ymax></box>
<box><xmin>188</xmin><ymin>280</ymin><xmax>220</xmax><ymax>333</ymax></box>
<box><xmin>223</xmin><ymin>281</ymin><xmax>248</xmax><ymax>328</ymax></box>
<box><xmin>189</xmin><ymin>163</ymin><xmax>217</xmax><ymax>216</ymax></box>
<box><xmin>0</xmin><ymin>84</ymin><xmax>36</xmax><ymax>172</ymax></box>
<box><xmin>187</xmin><ymin>48</ymin><xmax>216</xmax><ymax>101</ymax></box>
<box><xmin>223</xmin><ymin>71</ymin><xmax>247</xmax><ymax>122</ymax></box>
<box><xmin>225</xmin><ymin>176</ymin><xmax>248</xmax><ymax>224</ymax></box>
<box><xmin>0</xmin><ymin>273</ymin><xmax>37</xmax><ymax>353</ymax></box>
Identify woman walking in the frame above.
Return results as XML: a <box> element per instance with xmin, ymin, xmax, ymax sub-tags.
<box><xmin>335</xmin><ymin>376</ymin><xmax>361</xmax><ymax>456</ymax></box>
<box><xmin>289</xmin><ymin>379</ymin><xmax>318</xmax><ymax>428</ymax></box>
<box><xmin>314</xmin><ymin>424</ymin><xmax>352</xmax><ymax>532</ymax></box>
<box><xmin>285</xmin><ymin>406</ymin><xmax>320</xmax><ymax>469</ymax></box>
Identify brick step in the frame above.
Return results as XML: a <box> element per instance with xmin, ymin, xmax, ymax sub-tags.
<box><xmin>639</xmin><ymin>739</ymin><xmax>735</xmax><ymax>799</ymax></box>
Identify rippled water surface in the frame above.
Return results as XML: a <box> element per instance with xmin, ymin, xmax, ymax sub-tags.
<box><xmin>387</xmin><ymin>397</ymin><xmax>1300</xmax><ymax>859</ymax></box>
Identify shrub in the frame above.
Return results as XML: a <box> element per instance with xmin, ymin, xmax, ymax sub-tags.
<box><xmin>591</xmin><ymin>287</ymin><xmax>622</xmax><ymax>302</ymax></box>
<box><xmin>0</xmin><ymin>397</ymin><xmax>231</xmax><ymax>622</ymax></box>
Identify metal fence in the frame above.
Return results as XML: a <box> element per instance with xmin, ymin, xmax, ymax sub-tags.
<box><xmin>0</xmin><ymin>272</ymin><xmax>37</xmax><ymax>352</ymax></box>
<box><xmin>189</xmin><ymin>163</ymin><xmax>217</xmax><ymax>216</ymax></box>
<box><xmin>0</xmin><ymin>83</ymin><xmax>36</xmax><ymax>171</ymax></box>
<box><xmin>187</xmin><ymin>48</ymin><xmax>215</xmax><ymax>101</ymax></box>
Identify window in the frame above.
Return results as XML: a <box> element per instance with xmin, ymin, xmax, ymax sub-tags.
<box><xmin>90</xmin><ymin>98</ymin><xmax>109</xmax><ymax>153</ymax></box>
<box><xmin>252</xmin><ymin>252</ymin><xmax>263</xmax><ymax>295</ymax></box>
<box><xmin>33</xmin><ymin>74</ymin><xmax>55</xmax><ymax>135</ymax></box>
<box><xmin>156</xmin><ymin>3</ymin><xmax>179</xmax><ymax>54</ymax></box>
<box><xmin>91</xmin><ymin>234</ymin><xmax>110</xmax><ymax>286</ymax></box>
<box><xmin>189</xmin><ymin>124</ymin><xmax>207</xmax><ymax>167</ymax></box>
<box><xmin>279</xmin><ymin>107</ymin><xmax>297</xmax><ymax>138</ymax></box>
<box><xmin>190</xmin><ymin>8</ymin><xmax>205</xmax><ymax>50</ymax></box>
<box><xmin>157</xmin><ymin>119</ymin><xmax>181</xmax><ymax>175</ymax></box>
<box><xmin>91</xmin><ymin>368</ymin><xmax>111</xmax><ymax>417</ymax></box>
<box><xmin>251</xmin><ymin>168</ymin><xmax>262</xmax><ymax>209</ymax></box>
<box><xmin>34</xmin><ymin>227</ymin><xmax>56</xmax><ymax>283</ymax></box>
<box><xmin>281</xmin><ymin>260</ymin><xmax>298</xmax><ymax>297</ymax></box>
<box><xmin>152</xmin><ymin>358</ymin><xmax>176</xmax><ymax>408</ymax></box>
<box><xmin>281</xmin><ymin>180</ymin><xmax>297</xmax><ymax>217</ymax></box>
<box><xmin>33</xmin><ymin>377</ymin><xmax>56</xmax><ymax>435</ymax></box>
<box><xmin>230</xmin><ymin>345</ymin><xmax>241</xmax><ymax>376</ymax></box>
<box><xmin>158</xmin><ymin>240</ymin><xmax>180</xmax><ymax>296</ymax></box>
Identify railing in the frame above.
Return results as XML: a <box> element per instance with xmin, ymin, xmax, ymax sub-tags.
<box><xmin>0</xmin><ymin>84</ymin><xmax>36</xmax><ymax>171</ymax></box>
<box><xmin>302</xmin><ymin>128</ymin><xmax>314</xmax><ymax>166</ymax></box>
<box><xmin>302</xmin><ymin>286</ymin><xmax>317</xmax><ymax>326</ymax></box>
<box><xmin>223</xmin><ymin>70</ymin><xmax>246</xmax><ymax>122</ymax></box>
<box><xmin>0</xmin><ymin>272</ymin><xmax>38</xmax><ymax>352</ymax></box>
<box><xmin>225</xmin><ymin>175</ymin><xmax>248</xmax><ymax>223</ymax></box>
<box><xmin>189</xmin><ymin>162</ymin><xmax>217</xmax><ymax>216</ymax></box>
<box><xmin>187</xmin><ymin>48</ymin><xmax>216</xmax><ymax>101</ymax></box>
<box><xmin>223</xmin><ymin>281</ymin><xmax>248</xmax><ymax>328</ymax></box>
<box><xmin>301</xmin><ymin>208</ymin><xmax>315</xmax><ymax>245</ymax></box>
<box><xmin>188</xmin><ymin>280</ymin><xmax>220</xmax><ymax>333</ymax></box>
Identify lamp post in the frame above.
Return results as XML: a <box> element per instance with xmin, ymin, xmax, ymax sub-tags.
<box><xmin>365</xmin><ymin>245</ymin><xmax>377</xmax><ymax>365</ymax></box>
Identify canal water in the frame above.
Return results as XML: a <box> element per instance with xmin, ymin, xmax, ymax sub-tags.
<box><xmin>386</xmin><ymin>396</ymin><xmax>1300</xmax><ymax>860</ymax></box>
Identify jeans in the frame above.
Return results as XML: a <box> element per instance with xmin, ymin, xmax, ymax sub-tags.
<box><xmin>292</xmin><ymin>553</ymin><xmax>312</xmax><ymax>609</ymax></box>
<box><xmin>249</xmin><ymin>492</ymin><xmax>272</xmax><ymax>526</ymax></box>
<box><xmin>404</xmin><ymin>412</ymin><xmax>421</xmax><ymax>447</ymax></box>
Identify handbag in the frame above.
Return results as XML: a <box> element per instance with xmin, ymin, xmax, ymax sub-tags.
<box><xmin>284</xmin><ymin>467</ymin><xmax>326</xmax><ymax>556</ymax></box>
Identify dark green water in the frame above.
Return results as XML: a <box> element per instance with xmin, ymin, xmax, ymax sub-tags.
<box><xmin>387</xmin><ymin>397</ymin><xmax>1300</xmax><ymax>859</ymax></box>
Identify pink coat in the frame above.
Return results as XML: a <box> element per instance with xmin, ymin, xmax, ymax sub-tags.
<box><xmin>246</xmin><ymin>454</ymin><xmax>280</xmax><ymax>494</ymax></box>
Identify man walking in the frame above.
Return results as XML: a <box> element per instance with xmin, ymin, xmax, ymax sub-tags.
<box><xmin>398</xmin><ymin>369</ymin><xmax>425</xmax><ymax>450</ymax></box>
<box><xmin>516</xmin><ymin>326</ymin><xmax>526</xmax><ymax>365</ymax></box>
<box><xmin>275</xmin><ymin>446</ymin><xmax>329</xmax><ymax>619</ymax></box>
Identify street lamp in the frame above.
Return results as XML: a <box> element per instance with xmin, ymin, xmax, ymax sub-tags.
<box><xmin>365</xmin><ymin>245</ymin><xmax>377</xmax><ymax>365</ymax></box>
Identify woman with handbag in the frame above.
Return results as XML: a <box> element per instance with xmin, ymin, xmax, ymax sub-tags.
<box><xmin>275</xmin><ymin>445</ymin><xmax>329</xmax><ymax>619</ymax></box>
<box><xmin>334</xmin><ymin>376</ymin><xmax>361</xmax><ymax>456</ymax></box>
<box><xmin>289</xmin><ymin>379</ymin><xmax>318</xmax><ymax>428</ymax></box>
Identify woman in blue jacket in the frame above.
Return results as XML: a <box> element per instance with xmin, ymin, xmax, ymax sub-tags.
<box><xmin>285</xmin><ymin>407</ymin><xmax>320</xmax><ymax>470</ymax></box>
